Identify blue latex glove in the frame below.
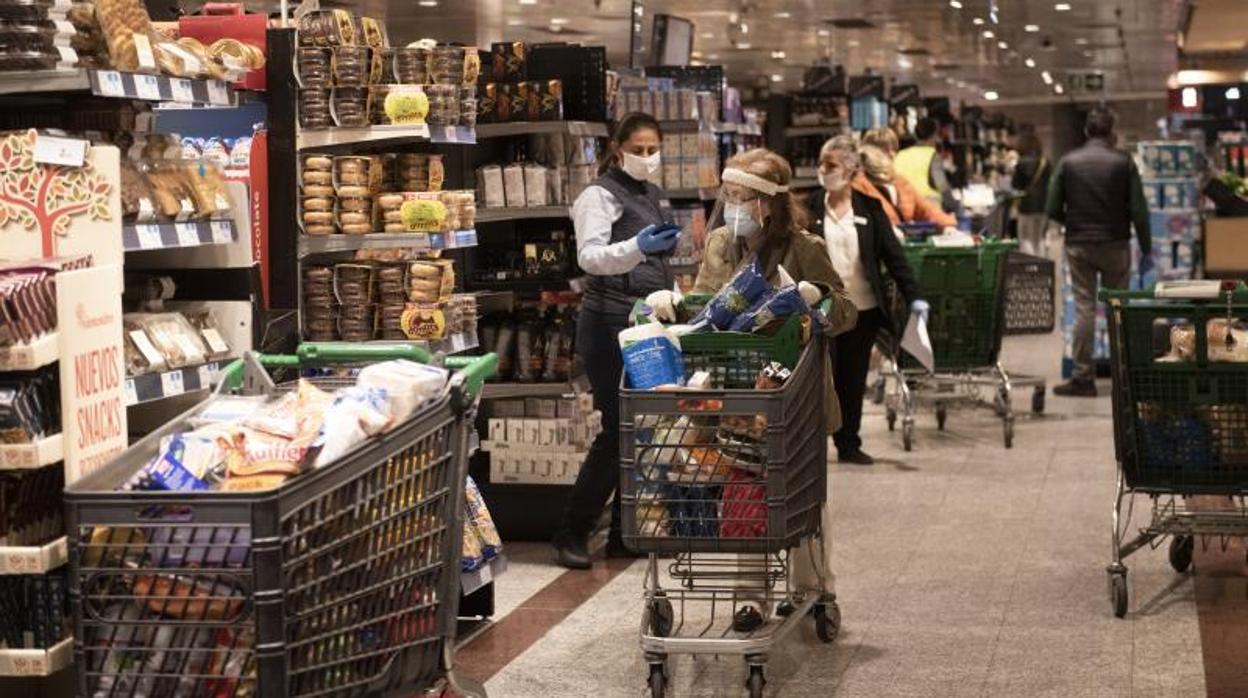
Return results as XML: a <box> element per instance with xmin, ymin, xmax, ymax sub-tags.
<box><xmin>636</xmin><ymin>223</ymin><xmax>682</xmax><ymax>254</ymax></box>
<box><xmin>910</xmin><ymin>299</ymin><xmax>930</xmax><ymax>322</ymax></box>
<box><xmin>1138</xmin><ymin>252</ymin><xmax>1155</xmax><ymax>275</ymax></box>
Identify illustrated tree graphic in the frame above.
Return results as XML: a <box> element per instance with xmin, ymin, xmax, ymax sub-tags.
<box><xmin>0</xmin><ymin>129</ymin><xmax>113</xmax><ymax>258</ymax></box>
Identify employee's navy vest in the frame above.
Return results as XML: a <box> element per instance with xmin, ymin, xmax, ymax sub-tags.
<box><xmin>581</xmin><ymin>167</ymin><xmax>674</xmax><ymax>316</ymax></box>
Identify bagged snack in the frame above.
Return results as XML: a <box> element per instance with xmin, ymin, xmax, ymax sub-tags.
<box><xmin>691</xmin><ymin>261</ymin><xmax>771</xmax><ymax>330</ymax></box>
<box><xmin>219</xmin><ymin>428</ymin><xmax>309</xmax><ymax>478</ymax></box>
<box><xmin>720</xmin><ymin>468</ymin><xmax>767</xmax><ymax>538</ymax></box>
<box><xmin>727</xmin><ymin>284</ymin><xmax>810</xmax><ymax>333</ymax></box>
<box><xmin>465</xmin><ymin>476</ymin><xmax>502</xmax><ymax>557</ymax></box>
<box><xmin>312</xmin><ymin>386</ymin><xmax>393</xmax><ymax>468</ymax></box>
<box><xmin>1207</xmin><ymin>318</ymin><xmax>1248</xmax><ymax>363</ymax></box>
<box><xmin>355</xmin><ymin>359</ymin><xmax>449</xmax><ymax>423</ymax></box>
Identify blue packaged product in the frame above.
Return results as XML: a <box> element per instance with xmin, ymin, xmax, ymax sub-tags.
<box><xmin>692</xmin><ymin>260</ymin><xmax>771</xmax><ymax>330</ymax></box>
<box><xmin>620</xmin><ymin>323</ymin><xmax>685</xmax><ymax>389</ymax></box>
<box><xmin>728</xmin><ymin>285</ymin><xmax>810</xmax><ymax>333</ymax></box>
<box><xmin>141</xmin><ymin>435</ymin><xmax>211</xmax><ymax>492</ymax></box>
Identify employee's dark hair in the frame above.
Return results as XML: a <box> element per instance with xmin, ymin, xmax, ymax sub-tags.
<box><xmin>1017</xmin><ymin>130</ymin><xmax>1042</xmax><ymax>157</ymax></box>
<box><xmin>600</xmin><ymin>112</ymin><xmax>663</xmax><ymax>175</ymax></box>
<box><xmin>914</xmin><ymin>117</ymin><xmax>939</xmax><ymax>142</ymax></box>
<box><xmin>1085</xmin><ymin>107</ymin><xmax>1117</xmax><ymax>139</ymax></box>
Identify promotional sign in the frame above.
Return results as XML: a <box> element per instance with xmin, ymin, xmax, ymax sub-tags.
<box><xmin>58</xmin><ymin>264</ymin><xmax>127</xmax><ymax>483</ymax></box>
<box><xmin>848</xmin><ymin>74</ymin><xmax>886</xmax><ymax>100</ymax></box>
<box><xmin>890</xmin><ymin>84</ymin><xmax>921</xmax><ymax>108</ymax></box>
<box><xmin>0</xmin><ymin>131</ymin><xmax>122</xmax><ymax>268</ymax></box>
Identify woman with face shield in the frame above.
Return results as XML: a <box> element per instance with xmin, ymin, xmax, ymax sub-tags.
<box><xmin>809</xmin><ymin>136</ymin><xmax>925</xmax><ymax>465</ymax></box>
<box><xmin>552</xmin><ymin>112</ymin><xmax>683</xmax><ymax>570</ymax></box>
<box><xmin>692</xmin><ymin>148</ymin><xmax>859</xmax><ymax>633</ymax></box>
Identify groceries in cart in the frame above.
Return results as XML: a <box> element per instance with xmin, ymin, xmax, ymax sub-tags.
<box><xmin>462</xmin><ymin>475</ymin><xmax>504</xmax><ymax>572</ymax></box>
<box><xmin>1156</xmin><ymin>318</ymin><xmax>1248</xmax><ymax>363</ymax></box>
<box><xmin>124</xmin><ymin>359</ymin><xmax>450</xmax><ymax>493</ymax></box>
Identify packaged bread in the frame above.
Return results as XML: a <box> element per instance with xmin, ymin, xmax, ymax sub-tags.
<box><xmin>120</xmin><ymin>160</ymin><xmax>158</xmax><ymax>222</ymax></box>
<box><xmin>183</xmin><ymin>162</ymin><xmax>232</xmax><ymax>218</ymax></box>
<box><xmin>96</xmin><ymin>0</ymin><xmax>158</xmax><ymax>73</ymax></box>
<box><xmin>144</xmin><ymin>165</ymin><xmax>197</xmax><ymax>220</ymax></box>
<box><xmin>408</xmin><ymin>259</ymin><xmax>454</xmax><ymax>303</ymax></box>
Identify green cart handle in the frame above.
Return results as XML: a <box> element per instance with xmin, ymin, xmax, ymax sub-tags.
<box><xmin>1101</xmin><ymin>281</ymin><xmax>1248</xmax><ymax>303</ymax></box>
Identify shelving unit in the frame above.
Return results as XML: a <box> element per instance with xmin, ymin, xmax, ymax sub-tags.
<box><xmin>298</xmin><ymin>229</ymin><xmax>478</xmax><ymax>255</ymax></box>
<box><xmin>461</xmin><ymin>555</ymin><xmax>508</xmax><ymax>596</ymax></box>
<box><xmin>0</xmin><ymin>434</ymin><xmax>64</xmax><ymax>471</ymax></box>
<box><xmin>0</xmin><ymin>68</ymin><xmax>235</xmax><ymax>105</ymax></box>
<box><xmin>122</xmin><ymin>219</ymin><xmax>236</xmax><ymax>252</ymax></box>
<box><xmin>124</xmin><ymin>360</ymin><xmax>228</xmax><ymax>407</ymax></box>
<box><xmin>475</xmin><ymin>121</ymin><xmax>608</xmax><ymax>139</ymax></box>
<box><xmin>296</xmin><ymin>124</ymin><xmax>477</xmax><ymax>150</ymax></box>
<box><xmin>0</xmin><ymin>637</ymin><xmax>73</xmax><ymax>678</ymax></box>
<box><xmin>0</xmin><ymin>537</ymin><xmax>68</xmax><ymax>576</ymax></box>
<box><xmin>0</xmin><ymin>334</ymin><xmax>59</xmax><ymax>372</ymax></box>
<box><xmin>475</xmin><ymin>206</ymin><xmax>573</xmax><ymax>223</ymax></box>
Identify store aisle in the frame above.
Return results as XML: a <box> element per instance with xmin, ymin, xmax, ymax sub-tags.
<box><xmin>462</xmin><ymin>328</ymin><xmax>1215</xmax><ymax>697</ymax></box>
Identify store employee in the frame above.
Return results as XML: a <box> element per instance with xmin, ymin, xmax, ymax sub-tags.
<box><xmin>553</xmin><ymin>112</ymin><xmax>681</xmax><ymax>570</ymax></box>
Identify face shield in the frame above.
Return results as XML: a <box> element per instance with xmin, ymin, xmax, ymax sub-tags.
<box><xmin>708</xmin><ymin>168</ymin><xmax>789</xmax><ymax>241</ymax></box>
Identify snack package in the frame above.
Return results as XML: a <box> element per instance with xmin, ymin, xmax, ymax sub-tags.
<box><xmin>355</xmin><ymin>359</ymin><xmax>449</xmax><ymax>423</ymax></box>
<box><xmin>465</xmin><ymin>475</ymin><xmax>502</xmax><ymax>559</ymax></box>
<box><xmin>727</xmin><ymin>284</ymin><xmax>810</xmax><ymax>334</ymax></box>
<box><xmin>691</xmin><ymin>261</ymin><xmax>771</xmax><ymax>330</ymax></box>
<box><xmin>664</xmin><ymin>483</ymin><xmax>718</xmax><ymax>538</ymax></box>
<box><xmin>96</xmin><ymin>0</ymin><xmax>159</xmax><ymax>73</ymax></box>
<box><xmin>720</xmin><ymin>468</ymin><xmax>767</xmax><ymax>538</ymax></box>
<box><xmin>1207</xmin><ymin>318</ymin><xmax>1248</xmax><ymax>363</ymax></box>
<box><xmin>219</xmin><ymin>427</ymin><xmax>310</xmax><ymax>478</ymax></box>
<box><xmin>131</xmin><ymin>313</ymin><xmax>211</xmax><ymax>369</ymax></box>
<box><xmin>190</xmin><ymin>395</ymin><xmax>267</xmax><ymax>427</ymax></box>
<box><xmin>312</xmin><ymin>386</ymin><xmax>394</xmax><ymax>468</ymax></box>
<box><xmin>134</xmin><ymin>434</ymin><xmax>222</xmax><ymax>492</ymax></box>
<box><xmin>619</xmin><ymin>322</ymin><xmax>684</xmax><ymax>389</ymax></box>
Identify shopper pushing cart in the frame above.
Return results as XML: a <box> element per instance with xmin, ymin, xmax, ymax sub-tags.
<box><xmin>65</xmin><ymin>343</ymin><xmax>496</xmax><ymax>698</ymax></box>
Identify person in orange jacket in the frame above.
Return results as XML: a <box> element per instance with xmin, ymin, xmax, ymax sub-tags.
<box><xmin>856</xmin><ymin>128</ymin><xmax>957</xmax><ymax>232</ymax></box>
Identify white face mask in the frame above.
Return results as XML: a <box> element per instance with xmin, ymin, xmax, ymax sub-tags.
<box><xmin>622</xmin><ymin>151</ymin><xmax>662</xmax><ymax>180</ymax></box>
<box><xmin>821</xmin><ymin>172</ymin><xmax>849</xmax><ymax>192</ymax></box>
<box><xmin>723</xmin><ymin>202</ymin><xmax>761</xmax><ymax>239</ymax></box>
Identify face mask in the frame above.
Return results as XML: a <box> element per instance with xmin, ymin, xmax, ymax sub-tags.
<box><xmin>622</xmin><ymin>151</ymin><xmax>662</xmax><ymax>180</ymax></box>
<box><xmin>822</xmin><ymin>172</ymin><xmax>849</xmax><ymax>192</ymax></box>
<box><xmin>723</xmin><ymin>202</ymin><xmax>761</xmax><ymax>239</ymax></box>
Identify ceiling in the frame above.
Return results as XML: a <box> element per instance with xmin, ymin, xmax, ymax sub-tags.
<box><xmin>239</xmin><ymin>0</ymin><xmax>1194</xmax><ymax>103</ymax></box>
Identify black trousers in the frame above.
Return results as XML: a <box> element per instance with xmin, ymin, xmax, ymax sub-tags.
<box><xmin>832</xmin><ymin>308</ymin><xmax>884</xmax><ymax>455</ymax></box>
<box><xmin>558</xmin><ymin>309</ymin><xmax>630</xmax><ymax>540</ymax></box>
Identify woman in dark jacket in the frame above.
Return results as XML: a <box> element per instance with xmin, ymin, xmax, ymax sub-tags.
<box><xmin>1010</xmin><ymin>129</ymin><xmax>1052</xmax><ymax>257</ymax></box>
<box><xmin>809</xmin><ymin>136</ymin><xmax>925</xmax><ymax>465</ymax></box>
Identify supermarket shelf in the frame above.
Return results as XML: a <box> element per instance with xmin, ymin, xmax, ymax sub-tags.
<box><xmin>123</xmin><ymin>219</ymin><xmax>236</xmax><ymax>252</ymax></box>
<box><xmin>475</xmin><ymin>206</ymin><xmax>572</xmax><ymax>223</ymax></box>
<box><xmin>0</xmin><ymin>637</ymin><xmax>74</xmax><ymax>677</ymax></box>
<box><xmin>480</xmin><ymin>379</ymin><xmax>586</xmax><ymax>400</ymax></box>
<box><xmin>461</xmin><ymin>555</ymin><xmax>507</xmax><ymax>596</ymax></box>
<box><xmin>297</xmin><ymin>124</ymin><xmax>475</xmax><ymax>150</ymax></box>
<box><xmin>475</xmin><ymin>121</ymin><xmax>608</xmax><ymax>139</ymax></box>
<box><xmin>467</xmin><ymin>276</ymin><xmax>570</xmax><ymax>293</ymax></box>
<box><xmin>125</xmin><ymin>360</ymin><xmax>227</xmax><ymax>407</ymax></box>
<box><xmin>90</xmin><ymin>69</ymin><xmax>234</xmax><ymax>105</ymax></box>
<box><xmin>716</xmin><ymin>122</ymin><xmax>763</xmax><ymax>137</ymax></box>
<box><xmin>784</xmin><ymin>124</ymin><xmax>842</xmax><ymax>138</ymax></box>
<box><xmin>0</xmin><ymin>333</ymin><xmax>58</xmax><ymax>372</ymax></box>
<box><xmin>299</xmin><ymin>229</ymin><xmax>478</xmax><ymax>256</ymax></box>
<box><xmin>0</xmin><ymin>536</ymin><xmax>68</xmax><ymax>575</ymax></box>
<box><xmin>0</xmin><ymin>69</ymin><xmax>90</xmax><ymax>95</ymax></box>
<box><xmin>0</xmin><ymin>433</ymin><xmax>63</xmax><ymax>471</ymax></box>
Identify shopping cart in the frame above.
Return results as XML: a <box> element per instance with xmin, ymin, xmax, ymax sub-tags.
<box><xmin>1103</xmin><ymin>282</ymin><xmax>1248</xmax><ymax>618</ymax></box>
<box><xmin>620</xmin><ymin>299</ymin><xmax>837</xmax><ymax>697</ymax></box>
<box><xmin>880</xmin><ymin>239</ymin><xmax>1047</xmax><ymax>450</ymax></box>
<box><xmin>64</xmin><ymin>342</ymin><xmax>497</xmax><ymax>698</ymax></box>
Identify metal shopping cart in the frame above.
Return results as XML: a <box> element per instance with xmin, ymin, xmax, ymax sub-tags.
<box><xmin>1103</xmin><ymin>282</ymin><xmax>1248</xmax><ymax>617</ymax></box>
<box><xmin>64</xmin><ymin>342</ymin><xmax>496</xmax><ymax>698</ymax></box>
<box><xmin>880</xmin><ymin>239</ymin><xmax>1047</xmax><ymax>450</ymax></box>
<box><xmin>620</xmin><ymin>300</ymin><xmax>837</xmax><ymax>697</ymax></box>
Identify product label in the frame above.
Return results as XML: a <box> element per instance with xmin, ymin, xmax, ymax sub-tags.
<box><xmin>170</xmin><ymin>78</ymin><xmax>195</xmax><ymax>103</ymax></box>
<box><xmin>210</xmin><ymin>220</ymin><xmax>233</xmax><ymax>243</ymax></box>
<box><xmin>128</xmin><ymin>330</ymin><xmax>165</xmax><ymax>367</ymax></box>
<box><xmin>200</xmin><ymin>328</ymin><xmax>230</xmax><ymax>355</ymax></box>
<box><xmin>135</xmin><ymin>74</ymin><xmax>162</xmax><ymax>101</ymax></box>
<box><xmin>136</xmin><ymin>223</ymin><xmax>162</xmax><ymax>249</ymax></box>
<box><xmin>207</xmin><ymin>80</ymin><xmax>230</xmax><ymax>106</ymax></box>
<box><xmin>175</xmin><ymin>222</ymin><xmax>200</xmax><ymax>247</ymax></box>
<box><xmin>160</xmin><ymin>369</ymin><xmax>185</xmax><ymax>397</ymax></box>
<box><xmin>133</xmin><ymin>34</ymin><xmax>157</xmax><ymax>72</ymax></box>
<box><xmin>96</xmin><ymin>70</ymin><xmax>124</xmax><ymax>97</ymax></box>
<box><xmin>33</xmin><ymin>135</ymin><xmax>88</xmax><ymax>167</ymax></box>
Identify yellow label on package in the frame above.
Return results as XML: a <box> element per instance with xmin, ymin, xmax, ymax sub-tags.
<box><xmin>399</xmin><ymin>198</ymin><xmax>447</xmax><ymax>232</ymax></box>
<box><xmin>400</xmin><ymin>304</ymin><xmax>447</xmax><ymax>340</ymax></box>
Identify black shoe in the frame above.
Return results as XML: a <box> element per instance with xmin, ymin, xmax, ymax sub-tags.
<box><xmin>1053</xmin><ymin>380</ymin><xmax>1097</xmax><ymax>398</ymax></box>
<box><xmin>775</xmin><ymin>600</ymin><xmax>796</xmax><ymax>617</ymax></box>
<box><xmin>552</xmin><ymin>532</ymin><xmax>591</xmax><ymax>570</ymax></box>
<box><xmin>605</xmin><ymin>532</ymin><xmax>642</xmax><ymax>559</ymax></box>
<box><xmin>837</xmin><ymin>449</ymin><xmax>875</xmax><ymax>465</ymax></box>
<box><xmin>732</xmin><ymin>605</ymin><xmax>764</xmax><ymax>633</ymax></box>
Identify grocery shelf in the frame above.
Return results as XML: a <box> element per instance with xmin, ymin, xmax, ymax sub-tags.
<box><xmin>784</xmin><ymin>124</ymin><xmax>843</xmax><ymax>138</ymax></box>
<box><xmin>480</xmin><ymin>379</ymin><xmax>586</xmax><ymax>400</ymax></box>
<box><xmin>125</xmin><ymin>360</ymin><xmax>227</xmax><ymax>407</ymax></box>
<box><xmin>297</xmin><ymin>124</ymin><xmax>476</xmax><ymax>150</ymax></box>
<box><xmin>716</xmin><ymin>122</ymin><xmax>763</xmax><ymax>136</ymax></box>
<box><xmin>123</xmin><ymin>219</ymin><xmax>236</xmax><ymax>252</ymax></box>
<box><xmin>467</xmin><ymin>276</ymin><xmax>570</xmax><ymax>293</ymax></box>
<box><xmin>0</xmin><ymin>433</ymin><xmax>63</xmax><ymax>471</ymax></box>
<box><xmin>461</xmin><ymin>555</ymin><xmax>507</xmax><ymax>596</ymax></box>
<box><xmin>0</xmin><ymin>333</ymin><xmax>58</xmax><ymax>372</ymax></box>
<box><xmin>91</xmin><ymin>69</ymin><xmax>234</xmax><ymax>105</ymax></box>
<box><xmin>666</xmin><ymin>187</ymin><xmax>718</xmax><ymax>201</ymax></box>
<box><xmin>474</xmin><ymin>206</ymin><xmax>572</xmax><ymax>223</ymax></box>
<box><xmin>299</xmin><ymin>229</ymin><xmax>478</xmax><ymax>256</ymax></box>
<box><xmin>475</xmin><ymin>121</ymin><xmax>608</xmax><ymax>139</ymax></box>
<box><xmin>0</xmin><ymin>637</ymin><xmax>74</xmax><ymax>677</ymax></box>
<box><xmin>0</xmin><ymin>69</ymin><xmax>90</xmax><ymax>95</ymax></box>
<box><xmin>0</xmin><ymin>536</ymin><xmax>68</xmax><ymax>575</ymax></box>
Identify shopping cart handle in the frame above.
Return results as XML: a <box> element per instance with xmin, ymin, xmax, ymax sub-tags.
<box><xmin>445</xmin><ymin>353</ymin><xmax>499</xmax><ymax>399</ymax></box>
<box><xmin>296</xmin><ymin>342</ymin><xmax>434</xmax><ymax>364</ymax></box>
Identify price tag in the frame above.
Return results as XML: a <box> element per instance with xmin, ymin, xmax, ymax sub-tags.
<box><xmin>33</xmin><ymin>134</ymin><xmax>88</xmax><ymax>167</ymax></box>
<box><xmin>96</xmin><ymin>70</ymin><xmax>125</xmax><ymax>97</ymax></box>
<box><xmin>135</xmin><ymin>74</ymin><xmax>162</xmax><ymax>101</ymax></box>
<box><xmin>210</xmin><ymin>220</ymin><xmax>233</xmax><ymax>243</ymax></box>
<box><xmin>3</xmin><ymin>551</ymin><xmax>38</xmax><ymax>573</ymax></box>
<box><xmin>123</xmin><ymin>378</ymin><xmax>138</xmax><ymax>406</ymax></box>
<box><xmin>170</xmin><ymin>78</ymin><xmax>195</xmax><ymax>103</ymax></box>
<box><xmin>1</xmin><ymin>445</ymin><xmax>35</xmax><ymax>469</ymax></box>
<box><xmin>0</xmin><ymin>344</ymin><xmax>33</xmax><ymax>370</ymax></box>
<box><xmin>207</xmin><ymin>80</ymin><xmax>230</xmax><ymax>105</ymax></box>
<box><xmin>160</xmin><ymin>370</ymin><xmax>185</xmax><ymax>398</ymax></box>
<box><xmin>176</xmin><ymin>222</ymin><xmax>201</xmax><ymax>247</ymax></box>
<box><xmin>197</xmin><ymin>364</ymin><xmax>212</xmax><ymax>388</ymax></box>
<box><xmin>136</xmin><ymin>224</ymin><xmax>163</xmax><ymax>250</ymax></box>
<box><xmin>442</xmin><ymin>127</ymin><xmax>458</xmax><ymax>143</ymax></box>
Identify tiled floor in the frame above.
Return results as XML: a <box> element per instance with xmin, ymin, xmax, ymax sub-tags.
<box><xmin>460</xmin><ymin>321</ymin><xmax>1236</xmax><ymax>697</ymax></box>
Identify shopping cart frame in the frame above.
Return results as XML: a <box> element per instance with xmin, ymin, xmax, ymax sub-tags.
<box><xmin>619</xmin><ymin>331</ymin><xmax>838</xmax><ymax>698</ymax></box>
<box><xmin>65</xmin><ymin>342</ymin><xmax>496</xmax><ymax>698</ymax></box>
<box><xmin>1103</xmin><ymin>285</ymin><xmax>1248</xmax><ymax>618</ymax></box>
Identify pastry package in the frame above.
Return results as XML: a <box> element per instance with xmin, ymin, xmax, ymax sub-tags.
<box><xmin>129</xmin><ymin>313</ymin><xmax>210</xmax><ymax>370</ymax></box>
<box><xmin>184</xmin><ymin>310</ymin><xmax>232</xmax><ymax>361</ymax></box>
<box><xmin>407</xmin><ymin>259</ymin><xmax>454</xmax><ymax>303</ymax></box>
<box><xmin>95</xmin><ymin>0</ymin><xmax>159</xmax><ymax>73</ymax></box>
<box><xmin>143</xmin><ymin>164</ymin><xmax>197</xmax><ymax>220</ymax></box>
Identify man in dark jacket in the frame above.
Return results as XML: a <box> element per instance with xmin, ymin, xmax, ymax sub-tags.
<box><xmin>1046</xmin><ymin>107</ymin><xmax>1152</xmax><ymax>397</ymax></box>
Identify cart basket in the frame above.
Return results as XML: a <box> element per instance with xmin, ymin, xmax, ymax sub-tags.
<box><xmin>64</xmin><ymin>343</ymin><xmax>496</xmax><ymax>698</ymax></box>
<box><xmin>1103</xmin><ymin>284</ymin><xmax>1248</xmax><ymax>495</ymax></box>
<box><xmin>1003</xmin><ymin>251</ymin><xmax>1056</xmax><ymax>335</ymax></box>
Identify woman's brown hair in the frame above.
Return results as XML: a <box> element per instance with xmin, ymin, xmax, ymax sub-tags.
<box><xmin>719</xmin><ymin>148</ymin><xmax>809</xmax><ymax>277</ymax></box>
<box><xmin>598</xmin><ymin>112</ymin><xmax>663</xmax><ymax>176</ymax></box>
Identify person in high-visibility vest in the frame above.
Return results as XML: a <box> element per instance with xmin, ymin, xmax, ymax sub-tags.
<box><xmin>894</xmin><ymin>117</ymin><xmax>954</xmax><ymax>212</ymax></box>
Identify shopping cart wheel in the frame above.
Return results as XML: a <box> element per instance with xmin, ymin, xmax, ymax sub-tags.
<box><xmin>1031</xmin><ymin>386</ymin><xmax>1046</xmax><ymax>414</ymax></box>
<box><xmin>1003</xmin><ymin>417</ymin><xmax>1015</xmax><ymax>449</ymax></box>
<box><xmin>936</xmin><ymin>404</ymin><xmax>947</xmax><ymax>431</ymax></box>
<box><xmin>1108</xmin><ymin>571</ymin><xmax>1128</xmax><ymax>618</ymax></box>
<box><xmin>648</xmin><ymin>663</ymin><xmax>666</xmax><ymax>697</ymax></box>
<box><xmin>747</xmin><ymin>666</ymin><xmax>766</xmax><ymax>698</ymax></box>
<box><xmin>649</xmin><ymin>594</ymin><xmax>675</xmax><ymax>638</ymax></box>
<box><xmin>813</xmin><ymin>599</ymin><xmax>841</xmax><ymax>644</ymax></box>
<box><xmin>1169</xmin><ymin>535</ymin><xmax>1195</xmax><ymax>573</ymax></box>
<box><xmin>993</xmin><ymin>388</ymin><xmax>1011</xmax><ymax>417</ymax></box>
<box><xmin>886</xmin><ymin>408</ymin><xmax>897</xmax><ymax>431</ymax></box>
<box><xmin>903</xmin><ymin>419</ymin><xmax>914</xmax><ymax>452</ymax></box>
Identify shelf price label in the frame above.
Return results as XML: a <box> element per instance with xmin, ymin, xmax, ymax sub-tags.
<box><xmin>160</xmin><ymin>370</ymin><xmax>185</xmax><ymax>398</ymax></box>
<box><xmin>175</xmin><ymin>222</ymin><xmax>200</xmax><ymax>247</ymax></box>
<box><xmin>170</xmin><ymin>78</ymin><xmax>195</xmax><ymax>103</ymax></box>
<box><xmin>210</xmin><ymin>220</ymin><xmax>233</xmax><ymax>243</ymax></box>
<box><xmin>33</xmin><ymin>135</ymin><xmax>87</xmax><ymax>167</ymax></box>
<box><xmin>123</xmin><ymin>378</ymin><xmax>138</xmax><ymax>406</ymax></box>
<box><xmin>136</xmin><ymin>224</ymin><xmax>163</xmax><ymax>249</ymax></box>
<box><xmin>135</xmin><ymin>74</ymin><xmax>162</xmax><ymax>101</ymax></box>
<box><xmin>96</xmin><ymin>70</ymin><xmax>124</xmax><ymax>97</ymax></box>
<box><xmin>207</xmin><ymin>80</ymin><xmax>230</xmax><ymax>105</ymax></box>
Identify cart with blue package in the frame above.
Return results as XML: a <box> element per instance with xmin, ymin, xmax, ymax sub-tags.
<box><xmin>620</xmin><ymin>297</ymin><xmax>838</xmax><ymax>698</ymax></box>
<box><xmin>1103</xmin><ymin>282</ymin><xmax>1248</xmax><ymax>617</ymax></box>
<box><xmin>880</xmin><ymin>239</ymin><xmax>1046</xmax><ymax>450</ymax></box>
<box><xmin>64</xmin><ymin>342</ymin><xmax>496</xmax><ymax>698</ymax></box>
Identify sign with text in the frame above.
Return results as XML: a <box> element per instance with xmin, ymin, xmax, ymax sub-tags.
<box><xmin>848</xmin><ymin>75</ymin><xmax>886</xmax><ymax>100</ymax></box>
<box><xmin>889</xmin><ymin>84</ymin><xmax>921</xmax><ymax>108</ymax></box>
<box><xmin>57</xmin><ymin>264</ymin><xmax>127</xmax><ymax>483</ymax></box>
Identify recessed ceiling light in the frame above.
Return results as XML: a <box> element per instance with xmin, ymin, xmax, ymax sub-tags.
<box><xmin>1054</xmin><ymin>2</ymin><xmax>1072</xmax><ymax>10</ymax></box>
<box><xmin>972</xmin><ymin>17</ymin><xmax>985</xmax><ymax>25</ymax></box>
<box><xmin>817</xmin><ymin>29</ymin><xmax>830</xmax><ymax>37</ymax></box>
<box><xmin>700</xmin><ymin>32</ymin><xmax>715</xmax><ymax>39</ymax></box>
<box><xmin>519</xmin><ymin>0</ymin><xmax>537</xmax><ymax>4</ymax></box>
<box><xmin>1024</xmin><ymin>24</ymin><xmax>1040</xmax><ymax>32</ymax></box>
<box><xmin>898</xmin><ymin>56</ymin><xmax>913</xmax><ymax>69</ymax></box>
<box><xmin>998</xmin><ymin>41</ymin><xmax>1008</xmax><ymax>49</ymax></box>
<box><xmin>707</xmin><ymin>53</ymin><xmax>719</xmax><ymax>60</ymax></box>
<box><xmin>736</xmin><ymin>42</ymin><xmax>752</xmax><ymax>50</ymax></box>
<box><xmin>983</xmin><ymin>30</ymin><xmax>994</xmax><ymax>38</ymax></box>
<box><xmin>1228</xmin><ymin>86</ymin><xmax>1242</xmax><ymax>100</ymax></box>
<box><xmin>740</xmin><ymin>22</ymin><xmax>749</xmax><ymax>34</ymax></box>
<box><xmin>771</xmin><ymin>50</ymin><xmax>786</xmax><ymax>59</ymax></box>
<box><xmin>848</xmin><ymin>39</ymin><xmax>860</xmax><ymax>47</ymax></box>
<box><xmin>949</xmin><ymin>0</ymin><xmax>963</xmax><ymax>8</ymax></box>
<box><xmin>506</xmin><ymin>18</ymin><xmax>524</xmax><ymax>25</ymax></box>
<box><xmin>774</xmin><ymin>11</ymin><xmax>791</xmax><ymax>18</ymax></box>
<box><xmin>771</xmin><ymin>74</ymin><xmax>784</xmax><ymax>83</ymax></box>
<box><xmin>550</xmin><ymin>17</ymin><xmax>568</xmax><ymax>25</ymax></box>
<box><xmin>1024</xmin><ymin>57</ymin><xmax>1036</xmax><ymax>68</ymax></box>
<box><xmin>1055</xmin><ymin>83</ymin><xmax>1065</xmax><ymax>94</ymax></box>
<box><xmin>691</xmin><ymin>50</ymin><xmax>703</xmax><ymax>59</ymax></box>
<box><xmin>1041</xmin><ymin>70</ymin><xmax>1053</xmax><ymax>84</ymax></box>
<box><xmin>1074</xmin><ymin>37</ymin><xmax>1089</xmax><ymax>45</ymax></box>
<box><xmin>1083</xmin><ymin>50</ymin><xmax>1093</xmax><ymax>57</ymax></box>
<box><xmin>984</xmin><ymin>90</ymin><xmax>999</xmax><ymax>100</ymax></box>
<box><xmin>418</xmin><ymin>0</ymin><xmax>437</xmax><ymax>5</ymax></box>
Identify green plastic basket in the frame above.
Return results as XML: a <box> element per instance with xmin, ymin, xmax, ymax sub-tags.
<box><xmin>900</xmin><ymin>240</ymin><xmax>1015</xmax><ymax>372</ymax></box>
